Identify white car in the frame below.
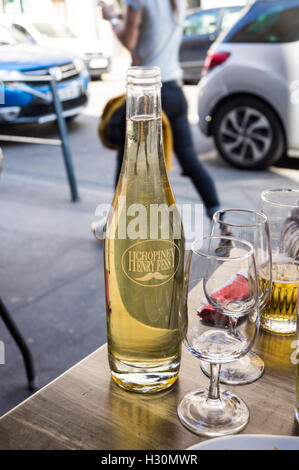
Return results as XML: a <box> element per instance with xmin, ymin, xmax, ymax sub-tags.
<box><xmin>198</xmin><ymin>0</ymin><xmax>299</xmax><ymax>169</ymax></box>
<box><xmin>4</xmin><ymin>16</ymin><xmax>111</xmax><ymax>80</ymax></box>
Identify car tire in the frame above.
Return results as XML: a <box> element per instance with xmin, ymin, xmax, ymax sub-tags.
<box><xmin>212</xmin><ymin>96</ymin><xmax>285</xmax><ymax>170</ymax></box>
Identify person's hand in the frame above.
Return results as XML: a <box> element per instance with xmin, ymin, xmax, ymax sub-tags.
<box><xmin>98</xmin><ymin>1</ymin><xmax>116</xmax><ymax>21</ymax></box>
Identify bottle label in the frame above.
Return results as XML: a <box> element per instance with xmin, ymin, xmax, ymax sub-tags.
<box><xmin>121</xmin><ymin>240</ymin><xmax>180</xmax><ymax>287</ymax></box>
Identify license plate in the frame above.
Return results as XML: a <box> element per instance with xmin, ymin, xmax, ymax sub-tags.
<box><xmin>58</xmin><ymin>85</ymin><xmax>81</xmax><ymax>102</ymax></box>
<box><xmin>89</xmin><ymin>58</ymin><xmax>108</xmax><ymax>69</ymax></box>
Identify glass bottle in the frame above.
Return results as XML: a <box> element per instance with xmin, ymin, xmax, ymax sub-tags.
<box><xmin>104</xmin><ymin>67</ymin><xmax>185</xmax><ymax>393</ymax></box>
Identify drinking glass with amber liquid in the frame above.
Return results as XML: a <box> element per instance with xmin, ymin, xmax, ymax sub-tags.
<box><xmin>296</xmin><ymin>293</ymin><xmax>299</xmax><ymax>424</ymax></box>
<box><xmin>296</xmin><ymin>358</ymin><xmax>299</xmax><ymax>424</ymax></box>
<box><xmin>260</xmin><ymin>189</ymin><xmax>299</xmax><ymax>335</ymax></box>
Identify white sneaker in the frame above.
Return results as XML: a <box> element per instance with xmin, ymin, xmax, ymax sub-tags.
<box><xmin>91</xmin><ymin>220</ymin><xmax>106</xmax><ymax>242</ymax></box>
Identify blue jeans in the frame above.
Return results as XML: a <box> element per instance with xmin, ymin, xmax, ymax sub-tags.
<box><xmin>115</xmin><ymin>80</ymin><xmax>220</xmax><ymax>217</ymax></box>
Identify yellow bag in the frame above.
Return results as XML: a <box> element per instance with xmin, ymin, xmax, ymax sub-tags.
<box><xmin>98</xmin><ymin>94</ymin><xmax>173</xmax><ymax>171</ymax></box>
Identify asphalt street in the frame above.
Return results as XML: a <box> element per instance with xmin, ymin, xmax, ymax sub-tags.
<box><xmin>0</xmin><ymin>76</ymin><xmax>298</xmax><ymax>415</ymax></box>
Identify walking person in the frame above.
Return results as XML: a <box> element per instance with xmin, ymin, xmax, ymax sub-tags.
<box><xmin>98</xmin><ymin>0</ymin><xmax>221</xmax><ymax>218</ymax></box>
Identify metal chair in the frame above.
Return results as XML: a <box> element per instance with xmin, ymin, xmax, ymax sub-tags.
<box><xmin>0</xmin><ymin>148</ymin><xmax>37</xmax><ymax>390</ymax></box>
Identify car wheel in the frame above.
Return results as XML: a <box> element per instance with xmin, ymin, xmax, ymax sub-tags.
<box><xmin>212</xmin><ymin>97</ymin><xmax>285</xmax><ymax>170</ymax></box>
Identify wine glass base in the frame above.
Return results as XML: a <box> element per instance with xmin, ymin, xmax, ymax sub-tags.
<box><xmin>200</xmin><ymin>352</ymin><xmax>264</xmax><ymax>385</ymax></box>
<box><xmin>178</xmin><ymin>390</ymin><xmax>249</xmax><ymax>437</ymax></box>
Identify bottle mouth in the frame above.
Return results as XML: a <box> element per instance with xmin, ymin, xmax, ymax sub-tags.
<box><xmin>127</xmin><ymin>66</ymin><xmax>161</xmax><ymax>86</ymax></box>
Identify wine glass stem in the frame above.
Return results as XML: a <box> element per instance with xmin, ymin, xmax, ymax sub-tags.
<box><xmin>208</xmin><ymin>363</ymin><xmax>221</xmax><ymax>401</ymax></box>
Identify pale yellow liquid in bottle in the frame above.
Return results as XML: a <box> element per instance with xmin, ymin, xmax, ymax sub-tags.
<box><xmin>104</xmin><ymin>117</ymin><xmax>185</xmax><ymax>392</ymax></box>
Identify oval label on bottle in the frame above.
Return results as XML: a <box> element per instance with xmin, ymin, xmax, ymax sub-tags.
<box><xmin>121</xmin><ymin>240</ymin><xmax>180</xmax><ymax>287</ymax></box>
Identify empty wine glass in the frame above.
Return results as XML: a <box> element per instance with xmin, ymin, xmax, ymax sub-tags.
<box><xmin>200</xmin><ymin>209</ymin><xmax>272</xmax><ymax>385</ymax></box>
<box><xmin>178</xmin><ymin>236</ymin><xmax>259</xmax><ymax>436</ymax></box>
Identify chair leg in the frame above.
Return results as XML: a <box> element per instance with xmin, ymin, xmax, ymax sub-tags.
<box><xmin>50</xmin><ymin>79</ymin><xmax>79</xmax><ymax>202</ymax></box>
<box><xmin>0</xmin><ymin>297</ymin><xmax>38</xmax><ymax>390</ymax></box>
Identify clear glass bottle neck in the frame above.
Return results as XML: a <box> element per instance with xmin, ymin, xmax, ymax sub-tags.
<box><xmin>126</xmin><ymin>83</ymin><xmax>162</xmax><ymax>121</ymax></box>
<box><xmin>117</xmin><ymin>81</ymin><xmax>168</xmax><ymax>189</ymax></box>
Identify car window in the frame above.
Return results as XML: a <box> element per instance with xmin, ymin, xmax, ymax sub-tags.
<box><xmin>12</xmin><ymin>23</ymin><xmax>35</xmax><ymax>42</ymax></box>
<box><xmin>0</xmin><ymin>24</ymin><xmax>30</xmax><ymax>46</ymax></box>
<box><xmin>33</xmin><ymin>23</ymin><xmax>76</xmax><ymax>38</ymax></box>
<box><xmin>12</xmin><ymin>24</ymin><xmax>28</xmax><ymax>36</ymax></box>
<box><xmin>221</xmin><ymin>7</ymin><xmax>243</xmax><ymax>31</ymax></box>
<box><xmin>183</xmin><ymin>9</ymin><xmax>220</xmax><ymax>36</ymax></box>
<box><xmin>225</xmin><ymin>3</ymin><xmax>299</xmax><ymax>43</ymax></box>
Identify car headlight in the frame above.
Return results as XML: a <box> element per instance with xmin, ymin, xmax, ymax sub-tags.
<box><xmin>73</xmin><ymin>58</ymin><xmax>86</xmax><ymax>73</ymax></box>
<box><xmin>0</xmin><ymin>106</ymin><xmax>21</xmax><ymax>122</ymax></box>
<box><xmin>0</xmin><ymin>70</ymin><xmax>24</xmax><ymax>81</ymax></box>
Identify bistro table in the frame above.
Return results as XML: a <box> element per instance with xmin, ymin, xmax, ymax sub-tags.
<box><xmin>0</xmin><ymin>329</ymin><xmax>298</xmax><ymax>450</ymax></box>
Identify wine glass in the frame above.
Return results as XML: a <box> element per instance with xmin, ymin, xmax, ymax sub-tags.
<box><xmin>200</xmin><ymin>209</ymin><xmax>272</xmax><ymax>385</ymax></box>
<box><xmin>178</xmin><ymin>236</ymin><xmax>259</xmax><ymax>436</ymax></box>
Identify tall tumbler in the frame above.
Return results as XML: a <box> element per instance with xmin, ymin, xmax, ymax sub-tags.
<box><xmin>296</xmin><ymin>326</ymin><xmax>299</xmax><ymax>424</ymax></box>
<box><xmin>260</xmin><ymin>189</ymin><xmax>299</xmax><ymax>335</ymax></box>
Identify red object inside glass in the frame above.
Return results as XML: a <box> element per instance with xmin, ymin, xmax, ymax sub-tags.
<box><xmin>197</xmin><ymin>274</ymin><xmax>249</xmax><ymax>327</ymax></box>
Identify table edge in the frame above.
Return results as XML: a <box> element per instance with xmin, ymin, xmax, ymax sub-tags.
<box><xmin>0</xmin><ymin>343</ymin><xmax>107</xmax><ymax>421</ymax></box>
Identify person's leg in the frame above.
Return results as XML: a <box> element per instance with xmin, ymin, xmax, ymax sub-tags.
<box><xmin>162</xmin><ymin>82</ymin><xmax>220</xmax><ymax>217</ymax></box>
<box><xmin>114</xmin><ymin>103</ymin><xmax>126</xmax><ymax>188</ymax></box>
<box><xmin>93</xmin><ymin>103</ymin><xmax>126</xmax><ymax>240</ymax></box>
<box><xmin>115</xmin><ymin>146</ymin><xmax>124</xmax><ymax>188</ymax></box>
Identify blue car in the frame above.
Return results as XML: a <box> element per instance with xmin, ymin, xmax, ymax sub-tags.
<box><xmin>0</xmin><ymin>23</ymin><xmax>89</xmax><ymax>125</ymax></box>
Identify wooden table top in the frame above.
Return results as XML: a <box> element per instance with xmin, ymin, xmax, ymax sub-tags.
<box><xmin>0</xmin><ymin>329</ymin><xmax>299</xmax><ymax>450</ymax></box>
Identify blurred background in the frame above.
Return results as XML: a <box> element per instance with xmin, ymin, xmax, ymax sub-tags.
<box><xmin>0</xmin><ymin>0</ymin><xmax>298</xmax><ymax>416</ymax></box>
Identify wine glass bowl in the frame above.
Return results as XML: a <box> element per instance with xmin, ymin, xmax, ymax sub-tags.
<box><xmin>185</xmin><ymin>237</ymin><xmax>258</xmax><ymax>362</ymax></box>
<box><xmin>200</xmin><ymin>209</ymin><xmax>272</xmax><ymax>385</ymax></box>
<box><xmin>212</xmin><ymin>209</ymin><xmax>272</xmax><ymax>309</ymax></box>
<box><xmin>178</xmin><ymin>236</ymin><xmax>259</xmax><ymax>436</ymax></box>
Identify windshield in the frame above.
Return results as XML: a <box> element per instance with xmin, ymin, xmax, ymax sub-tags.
<box><xmin>33</xmin><ymin>22</ymin><xmax>76</xmax><ymax>38</ymax></box>
<box><xmin>0</xmin><ymin>24</ymin><xmax>30</xmax><ymax>46</ymax></box>
<box><xmin>224</xmin><ymin>2</ymin><xmax>299</xmax><ymax>43</ymax></box>
<box><xmin>184</xmin><ymin>9</ymin><xmax>220</xmax><ymax>36</ymax></box>
<box><xmin>221</xmin><ymin>7</ymin><xmax>243</xmax><ymax>31</ymax></box>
